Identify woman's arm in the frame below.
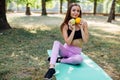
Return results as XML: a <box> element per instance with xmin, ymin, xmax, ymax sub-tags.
<box><xmin>81</xmin><ymin>21</ymin><xmax>89</xmax><ymax>43</ymax></box>
<box><xmin>62</xmin><ymin>24</ymin><xmax>75</xmax><ymax>45</ymax></box>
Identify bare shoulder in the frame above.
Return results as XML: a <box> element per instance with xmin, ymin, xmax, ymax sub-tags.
<box><xmin>63</xmin><ymin>23</ymin><xmax>68</xmax><ymax>30</ymax></box>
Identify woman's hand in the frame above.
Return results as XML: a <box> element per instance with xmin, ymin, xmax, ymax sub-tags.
<box><xmin>78</xmin><ymin>20</ymin><xmax>84</xmax><ymax>29</ymax></box>
<box><xmin>68</xmin><ymin>21</ymin><xmax>76</xmax><ymax>30</ymax></box>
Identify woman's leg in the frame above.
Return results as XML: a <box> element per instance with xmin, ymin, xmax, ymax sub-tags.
<box><xmin>44</xmin><ymin>41</ymin><xmax>82</xmax><ymax>79</ymax></box>
<box><xmin>50</xmin><ymin>41</ymin><xmax>83</xmax><ymax>65</ymax></box>
<box><xmin>50</xmin><ymin>41</ymin><xmax>69</xmax><ymax>65</ymax></box>
<box><xmin>61</xmin><ymin>54</ymin><xmax>83</xmax><ymax>64</ymax></box>
<box><xmin>44</xmin><ymin>41</ymin><xmax>68</xmax><ymax>79</ymax></box>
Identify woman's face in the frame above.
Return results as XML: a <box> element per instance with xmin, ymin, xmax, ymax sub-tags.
<box><xmin>70</xmin><ymin>6</ymin><xmax>80</xmax><ymax>19</ymax></box>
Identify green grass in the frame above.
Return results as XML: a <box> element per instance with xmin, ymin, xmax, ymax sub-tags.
<box><xmin>0</xmin><ymin>28</ymin><xmax>63</xmax><ymax>80</ymax></box>
<box><xmin>0</xmin><ymin>13</ymin><xmax>120</xmax><ymax>80</ymax></box>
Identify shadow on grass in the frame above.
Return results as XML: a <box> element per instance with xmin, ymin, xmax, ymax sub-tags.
<box><xmin>8</xmin><ymin>15</ymin><xmax>63</xmax><ymax>29</ymax></box>
<box><xmin>0</xmin><ymin>27</ymin><xmax>62</xmax><ymax>80</ymax></box>
<box><xmin>84</xmin><ymin>28</ymin><xmax>120</xmax><ymax>80</ymax></box>
<box><xmin>0</xmin><ymin>26</ymin><xmax>120</xmax><ymax>79</ymax></box>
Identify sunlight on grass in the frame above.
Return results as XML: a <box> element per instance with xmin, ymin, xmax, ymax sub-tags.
<box><xmin>0</xmin><ymin>13</ymin><xmax>119</xmax><ymax>80</ymax></box>
<box><xmin>11</xmin><ymin>52</ymin><xmax>19</xmax><ymax>57</ymax></box>
<box><xmin>86</xmin><ymin>15</ymin><xmax>120</xmax><ymax>35</ymax></box>
<box><xmin>90</xmin><ymin>31</ymin><xmax>119</xmax><ymax>41</ymax></box>
<box><xmin>88</xmin><ymin>21</ymin><xmax>120</xmax><ymax>34</ymax></box>
<box><xmin>25</xmin><ymin>24</ymin><xmax>52</xmax><ymax>34</ymax></box>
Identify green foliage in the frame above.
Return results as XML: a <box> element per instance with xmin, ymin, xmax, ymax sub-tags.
<box><xmin>70</xmin><ymin>0</ymin><xmax>80</xmax><ymax>3</ymax></box>
<box><xmin>7</xmin><ymin>0</ymin><xmax>37</xmax><ymax>7</ymax></box>
<box><xmin>46</xmin><ymin>0</ymin><xmax>55</xmax><ymax>8</ymax></box>
<box><xmin>89</xmin><ymin>0</ymin><xmax>104</xmax><ymax>3</ymax></box>
<box><xmin>46</xmin><ymin>0</ymin><xmax>52</xmax><ymax>2</ymax></box>
<box><xmin>6</xmin><ymin>0</ymin><xmax>11</xmax><ymax>3</ymax></box>
<box><xmin>116</xmin><ymin>0</ymin><xmax>120</xmax><ymax>4</ymax></box>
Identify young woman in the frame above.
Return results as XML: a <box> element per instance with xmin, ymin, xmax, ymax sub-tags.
<box><xmin>44</xmin><ymin>3</ymin><xmax>89</xmax><ymax>80</ymax></box>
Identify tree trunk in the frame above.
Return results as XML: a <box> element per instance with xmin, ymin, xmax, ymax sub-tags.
<box><xmin>25</xmin><ymin>3</ymin><xmax>31</xmax><ymax>15</ymax></box>
<box><xmin>0</xmin><ymin>0</ymin><xmax>11</xmax><ymax>30</ymax></box>
<box><xmin>67</xmin><ymin>0</ymin><xmax>71</xmax><ymax>9</ymax></box>
<box><xmin>107</xmin><ymin>0</ymin><xmax>116</xmax><ymax>22</ymax></box>
<box><xmin>67</xmin><ymin>0</ymin><xmax>79</xmax><ymax>9</ymax></box>
<box><xmin>93</xmin><ymin>0</ymin><xmax>97</xmax><ymax>15</ymax></box>
<box><xmin>60</xmin><ymin>0</ymin><xmax>63</xmax><ymax>14</ymax></box>
<box><xmin>41</xmin><ymin>0</ymin><xmax>47</xmax><ymax>16</ymax></box>
<box><xmin>112</xmin><ymin>3</ymin><xmax>115</xmax><ymax>20</ymax></box>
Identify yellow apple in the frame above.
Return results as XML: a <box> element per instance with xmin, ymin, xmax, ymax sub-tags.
<box><xmin>75</xmin><ymin>17</ymin><xmax>81</xmax><ymax>24</ymax></box>
<box><xmin>69</xmin><ymin>19</ymin><xmax>75</xmax><ymax>25</ymax></box>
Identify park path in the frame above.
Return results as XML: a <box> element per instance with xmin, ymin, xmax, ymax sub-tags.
<box><xmin>7</xmin><ymin>13</ymin><xmax>120</xmax><ymax>34</ymax></box>
<box><xmin>86</xmin><ymin>15</ymin><xmax>120</xmax><ymax>34</ymax></box>
<box><xmin>48</xmin><ymin>14</ymin><xmax>120</xmax><ymax>34</ymax></box>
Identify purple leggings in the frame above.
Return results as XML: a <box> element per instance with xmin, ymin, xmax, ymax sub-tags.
<box><xmin>50</xmin><ymin>41</ymin><xmax>83</xmax><ymax>65</ymax></box>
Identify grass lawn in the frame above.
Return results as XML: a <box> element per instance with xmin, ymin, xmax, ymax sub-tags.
<box><xmin>0</xmin><ymin>13</ymin><xmax>120</xmax><ymax>80</ymax></box>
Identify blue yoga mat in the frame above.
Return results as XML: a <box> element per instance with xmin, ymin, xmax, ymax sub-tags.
<box><xmin>47</xmin><ymin>50</ymin><xmax>113</xmax><ymax>80</ymax></box>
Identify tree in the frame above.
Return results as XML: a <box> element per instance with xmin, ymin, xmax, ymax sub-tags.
<box><xmin>25</xmin><ymin>3</ymin><xmax>31</xmax><ymax>15</ymax></box>
<box><xmin>7</xmin><ymin>0</ymin><xmax>36</xmax><ymax>15</ymax></box>
<box><xmin>18</xmin><ymin>0</ymin><xmax>36</xmax><ymax>15</ymax></box>
<box><xmin>41</xmin><ymin>0</ymin><xmax>52</xmax><ymax>16</ymax></box>
<box><xmin>60</xmin><ymin>0</ymin><xmax>63</xmax><ymax>14</ymax></box>
<box><xmin>93</xmin><ymin>0</ymin><xmax>97</xmax><ymax>15</ymax></box>
<box><xmin>107</xmin><ymin>0</ymin><xmax>116</xmax><ymax>22</ymax></box>
<box><xmin>41</xmin><ymin>0</ymin><xmax>47</xmax><ymax>15</ymax></box>
<box><xmin>0</xmin><ymin>0</ymin><xmax>11</xmax><ymax>30</ymax></box>
<box><xmin>59</xmin><ymin>0</ymin><xmax>66</xmax><ymax>14</ymax></box>
<box><xmin>89</xmin><ymin>0</ymin><xmax>104</xmax><ymax>15</ymax></box>
<box><xmin>67</xmin><ymin>0</ymin><xmax>80</xmax><ymax>9</ymax></box>
<box><xmin>23</xmin><ymin>0</ymin><xmax>36</xmax><ymax>15</ymax></box>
